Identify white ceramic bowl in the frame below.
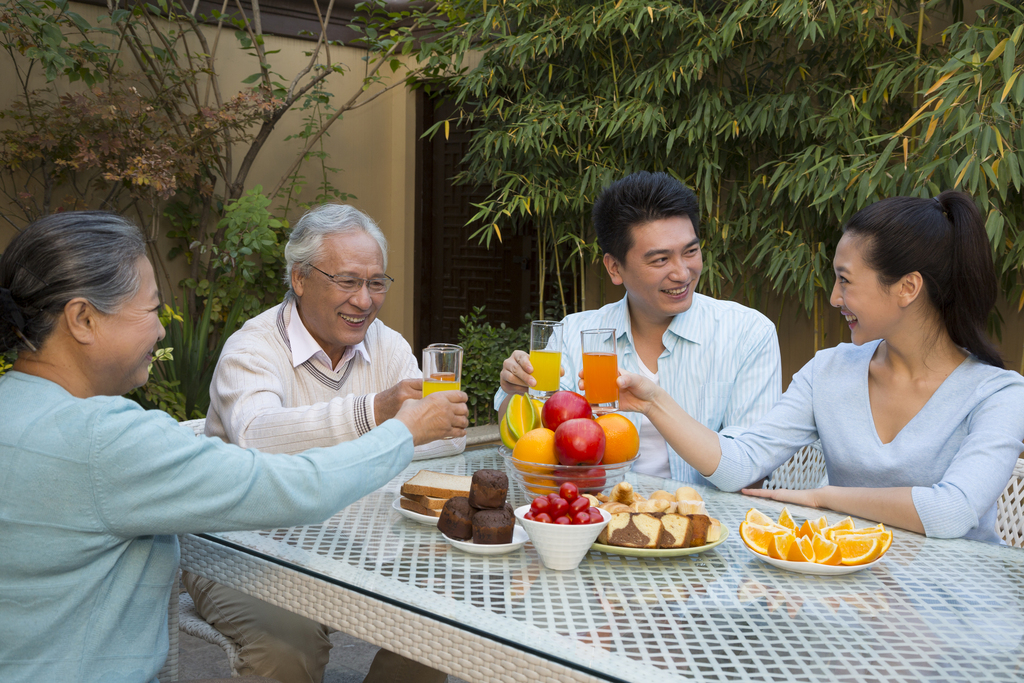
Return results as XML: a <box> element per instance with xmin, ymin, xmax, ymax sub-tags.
<box><xmin>514</xmin><ymin>504</ymin><xmax>610</xmax><ymax>571</ymax></box>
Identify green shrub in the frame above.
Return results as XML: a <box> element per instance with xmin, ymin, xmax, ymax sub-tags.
<box><xmin>457</xmin><ymin>306</ymin><xmax>530</xmax><ymax>426</ymax></box>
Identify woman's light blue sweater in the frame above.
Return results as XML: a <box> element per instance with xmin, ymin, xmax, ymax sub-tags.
<box><xmin>0</xmin><ymin>372</ymin><xmax>414</xmax><ymax>682</ymax></box>
<box><xmin>709</xmin><ymin>341</ymin><xmax>1024</xmax><ymax>542</ymax></box>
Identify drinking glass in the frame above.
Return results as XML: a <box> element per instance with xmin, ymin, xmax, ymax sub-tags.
<box><xmin>580</xmin><ymin>328</ymin><xmax>618</xmax><ymax>414</ymax></box>
<box><xmin>422</xmin><ymin>344</ymin><xmax>463</xmax><ymax>396</ymax></box>
<box><xmin>529</xmin><ymin>320</ymin><xmax>563</xmax><ymax>399</ymax></box>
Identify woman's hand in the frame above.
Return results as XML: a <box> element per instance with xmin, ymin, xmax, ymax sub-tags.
<box><xmin>740</xmin><ymin>486</ymin><xmax>827</xmax><ymax>510</ymax></box>
<box><xmin>395</xmin><ymin>391</ymin><xmax>469</xmax><ymax>445</ymax></box>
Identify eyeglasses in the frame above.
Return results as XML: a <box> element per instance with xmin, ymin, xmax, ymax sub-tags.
<box><xmin>309</xmin><ymin>265</ymin><xmax>394</xmax><ymax>294</ymax></box>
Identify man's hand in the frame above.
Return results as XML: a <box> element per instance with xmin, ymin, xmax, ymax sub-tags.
<box><xmin>374</xmin><ymin>379</ymin><xmax>423</xmax><ymax>423</ymax></box>
<box><xmin>606</xmin><ymin>372</ymin><xmax>661</xmax><ymax>416</ymax></box>
<box><xmin>499</xmin><ymin>350</ymin><xmax>535</xmax><ymax>396</ymax></box>
<box><xmin>395</xmin><ymin>391</ymin><xmax>470</xmax><ymax>445</ymax></box>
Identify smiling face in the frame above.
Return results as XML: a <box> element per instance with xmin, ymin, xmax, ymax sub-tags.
<box><xmin>829</xmin><ymin>232</ymin><xmax>904</xmax><ymax>345</ymax></box>
<box><xmin>94</xmin><ymin>256</ymin><xmax>166</xmax><ymax>395</ymax></box>
<box><xmin>291</xmin><ymin>230</ymin><xmax>386</xmax><ymax>363</ymax></box>
<box><xmin>603</xmin><ymin>216</ymin><xmax>703</xmax><ymax>328</ymax></box>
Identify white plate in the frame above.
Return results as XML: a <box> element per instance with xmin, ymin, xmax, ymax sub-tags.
<box><xmin>391</xmin><ymin>497</ymin><xmax>441</xmax><ymax>526</ymax></box>
<box><xmin>591</xmin><ymin>526</ymin><xmax>729</xmax><ymax>557</ymax></box>
<box><xmin>742</xmin><ymin>542</ymin><xmax>884</xmax><ymax>575</ymax></box>
<box><xmin>442</xmin><ymin>526</ymin><xmax>529</xmax><ymax>555</ymax></box>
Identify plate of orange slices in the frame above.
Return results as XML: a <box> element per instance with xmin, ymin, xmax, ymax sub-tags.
<box><xmin>739</xmin><ymin>507</ymin><xmax>892</xmax><ymax>575</ymax></box>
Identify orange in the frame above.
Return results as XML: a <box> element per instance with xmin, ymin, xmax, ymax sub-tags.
<box><xmin>739</xmin><ymin>521</ymin><xmax>777</xmax><ymax>555</ymax></box>
<box><xmin>512</xmin><ymin>428</ymin><xmax>558</xmax><ymax>474</ymax></box>
<box><xmin>822</xmin><ymin>517</ymin><xmax>855</xmax><ymax>541</ymax></box>
<box><xmin>834</xmin><ymin>530</ymin><xmax>893</xmax><ymax>557</ymax></box>
<box><xmin>595</xmin><ymin>413</ymin><xmax>640</xmax><ymax>464</ymax></box>
<box><xmin>767</xmin><ymin>530</ymin><xmax>796</xmax><ymax>560</ymax></box>
<box><xmin>797</xmin><ymin>516</ymin><xmax>828</xmax><ymax>539</ymax></box>
<box><xmin>745</xmin><ymin>508</ymin><xmax>783</xmax><ymax>529</ymax></box>
<box><xmin>785</xmin><ymin>536</ymin><xmax>814</xmax><ymax>562</ymax></box>
<box><xmin>837</xmin><ymin>536</ymin><xmax>882</xmax><ymax>565</ymax></box>
<box><xmin>523</xmin><ymin>477</ymin><xmax>558</xmax><ymax>495</ymax></box>
<box><xmin>811</xmin><ymin>536</ymin><xmax>842</xmax><ymax>565</ymax></box>
<box><xmin>778</xmin><ymin>507</ymin><xmax>796</xmax><ymax>531</ymax></box>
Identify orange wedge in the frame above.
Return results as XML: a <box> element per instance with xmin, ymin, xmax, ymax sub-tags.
<box><xmin>745</xmin><ymin>508</ymin><xmax>782</xmax><ymax>528</ymax></box>
<box><xmin>811</xmin><ymin>535</ymin><xmax>842</xmax><ymax>565</ymax></box>
<box><xmin>739</xmin><ymin>521</ymin><xmax>778</xmax><ymax>555</ymax></box>
<box><xmin>822</xmin><ymin>517</ymin><xmax>855</xmax><ymax>541</ymax></box>
<box><xmin>838</xmin><ymin>536</ymin><xmax>882</xmax><ymax>565</ymax></box>
<box><xmin>767</xmin><ymin>530</ymin><xmax>796</xmax><ymax>560</ymax></box>
<box><xmin>778</xmin><ymin>507</ymin><xmax>796</xmax><ymax>531</ymax></box>
<box><xmin>796</xmin><ymin>516</ymin><xmax>827</xmax><ymax>539</ymax></box>
<box><xmin>837</xmin><ymin>524</ymin><xmax>886</xmax><ymax>535</ymax></box>
<box><xmin>834</xmin><ymin>530</ymin><xmax>893</xmax><ymax>557</ymax></box>
<box><xmin>785</xmin><ymin>535</ymin><xmax>814</xmax><ymax>562</ymax></box>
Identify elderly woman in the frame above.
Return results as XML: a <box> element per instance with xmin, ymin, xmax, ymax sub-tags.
<box><xmin>0</xmin><ymin>211</ymin><xmax>468</xmax><ymax>682</ymax></box>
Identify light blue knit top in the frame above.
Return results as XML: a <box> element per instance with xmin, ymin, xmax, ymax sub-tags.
<box><xmin>709</xmin><ymin>341</ymin><xmax>1024</xmax><ymax>543</ymax></box>
<box><xmin>0</xmin><ymin>371</ymin><xmax>414</xmax><ymax>683</ymax></box>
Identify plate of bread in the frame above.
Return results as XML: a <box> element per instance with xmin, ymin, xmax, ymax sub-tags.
<box><xmin>394</xmin><ymin>470</ymin><xmax>473</xmax><ymax>525</ymax></box>
<box><xmin>590</xmin><ymin>482</ymin><xmax>727</xmax><ymax>556</ymax></box>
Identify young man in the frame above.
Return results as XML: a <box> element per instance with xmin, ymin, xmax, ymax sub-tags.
<box><xmin>496</xmin><ymin>171</ymin><xmax>781</xmax><ymax>485</ymax></box>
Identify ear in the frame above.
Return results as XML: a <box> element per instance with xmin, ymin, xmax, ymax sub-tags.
<box><xmin>291</xmin><ymin>266</ymin><xmax>306</xmax><ymax>298</ymax></box>
<box><xmin>896</xmin><ymin>272</ymin><xmax>925</xmax><ymax>308</ymax></box>
<box><xmin>63</xmin><ymin>298</ymin><xmax>99</xmax><ymax>345</ymax></box>
<box><xmin>603</xmin><ymin>253</ymin><xmax>624</xmax><ymax>286</ymax></box>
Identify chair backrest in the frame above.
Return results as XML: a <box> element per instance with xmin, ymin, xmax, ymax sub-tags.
<box><xmin>762</xmin><ymin>441</ymin><xmax>828</xmax><ymax>490</ymax></box>
<box><xmin>180</xmin><ymin>418</ymin><xmax>207</xmax><ymax>436</ymax></box>
<box><xmin>996</xmin><ymin>458</ymin><xmax>1024</xmax><ymax>548</ymax></box>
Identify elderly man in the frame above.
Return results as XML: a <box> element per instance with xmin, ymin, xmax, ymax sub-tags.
<box><xmin>184</xmin><ymin>204</ymin><xmax>456</xmax><ymax>683</ymax></box>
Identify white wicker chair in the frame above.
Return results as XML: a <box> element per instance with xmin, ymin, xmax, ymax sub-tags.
<box><xmin>173</xmin><ymin>418</ymin><xmax>244</xmax><ymax>677</ymax></box>
<box><xmin>762</xmin><ymin>441</ymin><xmax>828</xmax><ymax>490</ymax></box>
<box><xmin>996</xmin><ymin>458</ymin><xmax>1024</xmax><ymax>548</ymax></box>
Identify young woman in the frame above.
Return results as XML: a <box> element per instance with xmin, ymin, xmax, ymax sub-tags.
<box><xmin>610</xmin><ymin>191</ymin><xmax>1024</xmax><ymax>542</ymax></box>
<box><xmin>0</xmin><ymin>212</ymin><xmax>468</xmax><ymax>682</ymax></box>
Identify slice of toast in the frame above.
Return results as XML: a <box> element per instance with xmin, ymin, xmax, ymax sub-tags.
<box><xmin>402</xmin><ymin>493</ymin><xmax>448</xmax><ymax>510</ymax></box>
<box><xmin>400</xmin><ymin>470</ymin><xmax>472</xmax><ymax>499</ymax></box>
<box><xmin>399</xmin><ymin>497</ymin><xmax>442</xmax><ymax>517</ymax></box>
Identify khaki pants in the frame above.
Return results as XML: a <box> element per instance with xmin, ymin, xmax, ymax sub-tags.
<box><xmin>183</xmin><ymin>572</ymin><xmax>448</xmax><ymax>683</ymax></box>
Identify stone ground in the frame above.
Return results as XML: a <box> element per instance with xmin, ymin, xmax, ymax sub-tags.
<box><xmin>175</xmin><ymin>424</ymin><xmax>500</xmax><ymax>682</ymax></box>
<box><xmin>177</xmin><ymin>628</ymin><xmax>470</xmax><ymax>683</ymax></box>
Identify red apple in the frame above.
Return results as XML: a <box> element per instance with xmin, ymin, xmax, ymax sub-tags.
<box><xmin>554</xmin><ymin>418</ymin><xmax>606</xmax><ymax>466</ymax></box>
<box><xmin>570</xmin><ymin>467</ymin><xmax>606</xmax><ymax>491</ymax></box>
<box><xmin>541</xmin><ymin>390</ymin><xmax>592</xmax><ymax>431</ymax></box>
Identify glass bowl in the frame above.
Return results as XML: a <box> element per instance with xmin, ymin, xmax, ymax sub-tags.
<box><xmin>499</xmin><ymin>445</ymin><xmax>638</xmax><ymax>499</ymax></box>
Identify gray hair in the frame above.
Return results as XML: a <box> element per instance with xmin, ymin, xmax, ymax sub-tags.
<box><xmin>284</xmin><ymin>204</ymin><xmax>389</xmax><ymax>290</ymax></box>
<box><xmin>0</xmin><ymin>211</ymin><xmax>147</xmax><ymax>353</ymax></box>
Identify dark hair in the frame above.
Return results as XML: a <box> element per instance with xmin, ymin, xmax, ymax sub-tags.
<box><xmin>0</xmin><ymin>211</ymin><xmax>147</xmax><ymax>353</ymax></box>
<box><xmin>592</xmin><ymin>171</ymin><xmax>701</xmax><ymax>262</ymax></box>
<box><xmin>843</xmin><ymin>190</ymin><xmax>1003</xmax><ymax>368</ymax></box>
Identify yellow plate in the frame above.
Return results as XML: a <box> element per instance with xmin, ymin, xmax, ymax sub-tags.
<box><xmin>591</xmin><ymin>526</ymin><xmax>729</xmax><ymax>557</ymax></box>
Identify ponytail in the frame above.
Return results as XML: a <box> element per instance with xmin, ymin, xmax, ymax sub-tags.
<box><xmin>843</xmin><ymin>191</ymin><xmax>1003</xmax><ymax>368</ymax></box>
<box><xmin>936</xmin><ymin>190</ymin><xmax>1002</xmax><ymax>368</ymax></box>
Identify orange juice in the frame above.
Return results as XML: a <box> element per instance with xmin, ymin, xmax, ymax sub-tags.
<box><xmin>422</xmin><ymin>372</ymin><xmax>460</xmax><ymax>396</ymax></box>
<box><xmin>582</xmin><ymin>352</ymin><xmax>618</xmax><ymax>404</ymax></box>
<box><xmin>529</xmin><ymin>350</ymin><xmax>562</xmax><ymax>392</ymax></box>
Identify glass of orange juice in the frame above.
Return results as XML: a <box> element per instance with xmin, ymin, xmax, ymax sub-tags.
<box><xmin>422</xmin><ymin>344</ymin><xmax>463</xmax><ymax>396</ymax></box>
<box><xmin>581</xmin><ymin>328</ymin><xmax>618</xmax><ymax>414</ymax></box>
<box><xmin>529</xmin><ymin>320</ymin><xmax>563</xmax><ymax>399</ymax></box>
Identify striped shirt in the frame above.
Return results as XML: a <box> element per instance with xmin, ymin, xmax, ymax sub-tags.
<box><xmin>495</xmin><ymin>293</ymin><xmax>781</xmax><ymax>486</ymax></box>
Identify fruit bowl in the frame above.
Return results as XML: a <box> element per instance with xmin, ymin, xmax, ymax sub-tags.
<box><xmin>514</xmin><ymin>504</ymin><xmax>610</xmax><ymax>570</ymax></box>
<box><xmin>499</xmin><ymin>445</ymin><xmax>638</xmax><ymax>499</ymax></box>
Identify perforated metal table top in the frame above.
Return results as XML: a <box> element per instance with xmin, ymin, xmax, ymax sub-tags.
<box><xmin>188</xmin><ymin>447</ymin><xmax>1024</xmax><ymax>682</ymax></box>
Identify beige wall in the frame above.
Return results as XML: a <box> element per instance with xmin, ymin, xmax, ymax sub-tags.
<box><xmin>3</xmin><ymin>2</ymin><xmax>1023</xmax><ymax>382</ymax></box>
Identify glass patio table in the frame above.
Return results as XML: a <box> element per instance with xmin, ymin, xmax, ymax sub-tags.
<box><xmin>179</xmin><ymin>445</ymin><xmax>1024</xmax><ymax>682</ymax></box>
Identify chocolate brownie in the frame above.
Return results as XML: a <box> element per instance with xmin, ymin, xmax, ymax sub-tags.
<box><xmin>468</xmin><ymin>469</ymin><xmax>508</xmax><ymax>509</ymax></box>
<box><xmin>472</xmin><ymin>506</ymin><xmax>515</xmax><ymax>545</ymax></box>
<box><xmin>437</xmin><ymin>496</ymin><xmax>473</xmax><ymax>540</ymax></box>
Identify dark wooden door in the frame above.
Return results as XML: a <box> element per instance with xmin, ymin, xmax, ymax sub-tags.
<box><xmin>414</xmin><ymin>94</ymin><xmax>536</xmax><ymax>353</ymax></box>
